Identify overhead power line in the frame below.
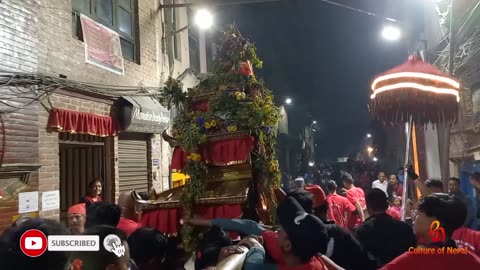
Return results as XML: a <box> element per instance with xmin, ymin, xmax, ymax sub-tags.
<box><xmin>159</xmin><ymin>0</ymin><xmax>401</xmax><ymax>23</ymax></box>
<box><xmin>318</xmin><ymin>0</ymin><xmax>401</xmax><ymax>23</ymax></box>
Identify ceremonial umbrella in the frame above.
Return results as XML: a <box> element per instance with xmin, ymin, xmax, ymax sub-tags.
<box><xmin>370</xmin><ymin>54</ymin><xmax>460</xmax><ymax>125</ymax></box>
<box><xmin>369</xmin><ymin>54</ymin><xmax>460</xmax><ymax>220</ymax></box>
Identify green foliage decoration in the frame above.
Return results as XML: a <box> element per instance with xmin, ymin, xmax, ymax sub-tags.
<box><xmin>159</xmin><ymin>25</ymin><xmax>281</xmax><ymax>251</ymax></box>
<box><xmin>158</xmin><ymin>77</ymin><xmax>187</xmax><ymax>111</ymax></box>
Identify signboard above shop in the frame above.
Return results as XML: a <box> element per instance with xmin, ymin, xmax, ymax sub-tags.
<box><xmin>117</xmin><ymin>96</ymin><xmax>170</xmax><ymax>134</ymax></box>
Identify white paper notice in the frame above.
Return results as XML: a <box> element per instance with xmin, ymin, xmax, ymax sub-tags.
<box><xmin>18</xmin><ymin>191</ymin><xmax>39</xmax><ymax>214</ymax></box>
<box><xmin>42</xmin><ymin>190</ymin><xmax>60</xmax><ymax>211</ymax></box>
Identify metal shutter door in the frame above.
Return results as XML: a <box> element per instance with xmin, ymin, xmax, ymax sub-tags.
<box><xmin>118</xmin><ymin>137</ymin><xmax>149</xmax><ymax>193</ymax></box>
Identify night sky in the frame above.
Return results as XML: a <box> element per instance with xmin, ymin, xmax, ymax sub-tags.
<box><xmin>216</xmin><ymin>0</ymin><xmax>407</xmax><ymax>159</ymax></box>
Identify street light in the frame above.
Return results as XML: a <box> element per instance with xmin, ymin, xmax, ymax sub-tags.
<box><xmin>366</xmin><ymin>133</ymin><xmax>372</xmax><ymax>138</ymax></box>
<box><xmin>285</xmin><ymin>98</ymin><xmax>292</xmax><ymax>105</ymax></box>
<box><xmin>367</xmin><ymin>147</ymin><xmax>374</xmax><ymax>154</ymax></box>
<box><xmin>308</xmin><ymin>161</ymin><xmax>315</xmax><ymax>167</ymax></box>
<box><xmin>381</xmin><ymin>25</ymin><xmax>401</xmax><ymax>41</ymax></box>
<box><xmin>194</xmin><ymin>8</ymin><xmax>213</xmax><ymax>30</ymax></box>
<box><xmin>162</xmin><ymin>8</ymin><xmax>213</xmax><ymax>40</ymax></box>
<box><xmin>373</xmin><ymin>157</ymin><xmax>378</xmax><ymax>162</ymax></box>
<box><xmin>312</xmin><ymin>120</ymin><xmax>317</xmax><ymax>124</ymax></box>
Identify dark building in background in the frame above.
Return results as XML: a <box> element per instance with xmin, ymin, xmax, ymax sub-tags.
<box><xmin>425</xmin><ymin>1</ymin><xmax>480</xmax><ymax>204</ymax></box>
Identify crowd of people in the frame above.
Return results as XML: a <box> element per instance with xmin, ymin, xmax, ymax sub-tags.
<box><xmin>1</xmin><ymin>170</ymin><xmax>480</xmax><ymax>269</ymax></box>
<box><xmin>186</xmin><ymin>168</ymin><xmax>480</xmax><ymax>270</ymax></box>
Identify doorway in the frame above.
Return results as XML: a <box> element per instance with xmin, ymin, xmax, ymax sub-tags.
<box><xmin>59</xmin><ymin>133</ymin><xmax>111</xmax><ymax>220</ymax></box>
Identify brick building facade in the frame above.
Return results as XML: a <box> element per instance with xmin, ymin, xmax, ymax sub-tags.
<box><xmin>0</xmin><ymin>0</ymin><xmax>191</xmax><ymax>231</ymax></box>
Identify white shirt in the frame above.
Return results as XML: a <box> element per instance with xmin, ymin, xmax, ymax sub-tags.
<box><xmin>372</xmin><ymin>180</ymin><xmax>388</xmax><ymax>195</ymax></box>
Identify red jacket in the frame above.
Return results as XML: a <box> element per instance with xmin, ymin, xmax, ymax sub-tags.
<box><xmin>117</xmin><ymin>217</ymin><xmax>141</xmax><ymax>237</ymax></box>
<box><xmin>452</xmin><ymin>227</ymin><xmax>480</xmax><ymax>256</ymax></box>
<box><xmin>262</xmin><ymin>230</ymin><xmax>284</xmax><ymax>264</ymax></box>
<box><xmin>304</xmin><ymin>184</ymin><xmax>326</xmax><ymax>208</ymax></box>
<box><xmin>261</xmin><ymin>230</ymin><xmax>328</xmax><ymax>269</ymax></box>
<box><xmin>345</xmin><ymin>188</ymin><xmax>364</xmax><ymax>228</ymax></box>
<box><xmin>380</xmin><ymin>250</ymin><xmax>480</xmax><ymax>270</ymax></box>
<box><xmin>326</xmin><ymin>194</ymin><xmax>356</xmax><ymax>229</ymax></box>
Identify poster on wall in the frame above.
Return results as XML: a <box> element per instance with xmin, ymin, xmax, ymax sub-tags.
<box><xmin>152</xmin><ymin>143</ymin><xmax>157</xmax><ymax>154</ymax></box>
<box><xmin>41</xmin><ymin>190</ymin><xmax>60</xmax><ymax>211</ymax></box>
<box><xmin>18</xmin><ymin>191</ymin><xmax>39</xmax><ymax>214</ymax></box>
<box><xmin>472</xmin><ymin>89</ymin><xmax>480</xmax><ymax>123</ymax></box>
<box><xmin>80</xmin><ymin>14</ymin><xmax>124</xmax><ymax>76</ymax></box>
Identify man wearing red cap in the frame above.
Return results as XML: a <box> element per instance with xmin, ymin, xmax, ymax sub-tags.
<box><xmin>303</xmin><ymin>184</ymin><xmax>326</xmax><ymax>211</ymax></box>
<box><xmin>68</xmin><ymin>203</ymin><xmax>86</xmax><ymax>234</ymax></box>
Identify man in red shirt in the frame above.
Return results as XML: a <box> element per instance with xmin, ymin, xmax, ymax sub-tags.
<box><xmin>342</xmin><ymin>174</ymin><xmax>366</xmax><ymax>229</ymax></box>
<box><xmin>326</xmin><ymin>180</ymin><xmax>356</xmax><ymax>229</ymax></box>
<box><xmin>355</xmin><ymin>186</ymin><xmax>366</xmax><ymax>210</ymax></box>
<box><xmin>244</xmin><ymin>196</ymin><xmax>330</xmax><ymax>270</ymax></box>
<box><xmin>380</xmin><ymin>194</ymin><xmax>480</xmax><ymax>270</ymax></box>
<box><xmin>116</xmin><ymin>192</ymin><xmax>141</xmax><ymax>237</ymax></box>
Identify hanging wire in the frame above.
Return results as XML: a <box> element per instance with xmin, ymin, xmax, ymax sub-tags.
<box><xmin>318</xmin><ymin>0</ymin><xmax>401</xmax><ymax>23</ymax></box>
<box><xmin>0</xmin><ymin>71</ymin><xmax>167</xmax><ymax>115</ymax></box>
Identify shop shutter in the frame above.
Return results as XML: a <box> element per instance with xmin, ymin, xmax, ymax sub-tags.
<box><xmin>118</xmin><ymin>134</ymin><xmax>150</xmax><ymax>193</ymax></box>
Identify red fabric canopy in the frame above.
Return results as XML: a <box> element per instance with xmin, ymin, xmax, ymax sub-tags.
<box><xmin>48</xmin><ymin>108</ymin><xmax>117</xmax><ymax>137</ymax></box>
<box><xmin>171</xmin><ymin>147</ymin><xmax>188</xmax><ymax>172</ymax></box>
<box><xmin>201</xmin><ymin>135</ymin><xmax>254</xmax><ymax>166</ymax></box>
<box><xmin>170</xmin><ymin>135</ymin><xmax>254</xmax><ymax>172</ymax></box>
<box><xmin>376</xmin><ymin>55</ymin><xmax>454</xmax><ymax>78</ymax></box>
<box><xmin>140</xmin><ymin>204</ymin><xmax>243</xmax><ymax>236</ymax></box>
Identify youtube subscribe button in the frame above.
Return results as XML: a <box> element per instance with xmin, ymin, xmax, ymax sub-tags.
<box><xmin>20</xmin><ymin>229</ymin><xmax>48</xmax><ymax>257</ymax></box>
<box><xmin>48</xmin><ymin>235</ymin><xmax>100</xmax><ymax>251</ymax></box>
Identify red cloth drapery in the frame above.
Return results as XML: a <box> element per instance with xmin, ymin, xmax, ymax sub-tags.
<box><xmin>170</xmin><ymin>136</ymin><xmax>254</xmax><ymax>172</ymax></box>
<box><xmin>200</xmin><ymin>135</ymin><xmax>254</xmax><ymax>165</ymax></box>
<box><xmin>170</xmin><ymin>147</ymin><xmax>188</xmax><ymax>172</ymax></box>
<box><xmin>191</xmin><ymin>99</ymin><xmax>209</xmax><ymax>112</ymax></box>
<box><xmin>48</xmin><ymin>108</ymin><xmax>117</xmax><ymax>137</ymax></box>
<box><xmin>139</xmin><ymin>204</ymin><xmax>243</xmax><ymax>235</ymax></box>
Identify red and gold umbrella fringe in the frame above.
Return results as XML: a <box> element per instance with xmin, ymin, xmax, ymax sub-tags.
<box><xmin>370</xmin><ymin>89</ymin><xmax>458</xmax><ymax>125</ymax></box>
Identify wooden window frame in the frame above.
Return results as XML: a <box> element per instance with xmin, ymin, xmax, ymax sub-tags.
<box><xmin>172</xmin><ymin>3</ymin><xmax>181</xmax><ymax>61</ymax></box>
<box><xmin>71</xmin><ymin>0</ymin><xmax>140</xmax><ymax>64</ymax></box>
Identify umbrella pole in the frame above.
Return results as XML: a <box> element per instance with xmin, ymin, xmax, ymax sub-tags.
<box><xmin>401</xmin><ymin>115</ymin><xmax>413</xmax><ymax>221</ymax></box>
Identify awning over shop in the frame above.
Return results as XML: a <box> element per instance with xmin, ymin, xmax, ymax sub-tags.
<box><xmin>48</xmin><ymin>108</ymin><xmax>117</xmax><ymax>137</ymax></box>
<box><xmin>117</xmin><ymin>96</ymin><xmax>170</xmax><ymax>134</ymax></box>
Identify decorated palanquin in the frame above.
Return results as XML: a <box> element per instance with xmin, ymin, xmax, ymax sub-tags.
<box><xmin>136</xmin><ymin>131</ymin><xmax>254</xmax><ymax>236</ymax></box>
<box><xmin>133</xmin><ymin>25</ymin><xmax>283</xmax><ymax>250</ymax></box>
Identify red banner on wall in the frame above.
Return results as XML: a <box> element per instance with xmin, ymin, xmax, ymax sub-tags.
<box><xmin>80</xmin><ymin>14</ymin><xmax>124</xmax><ymax>75</ymax></box>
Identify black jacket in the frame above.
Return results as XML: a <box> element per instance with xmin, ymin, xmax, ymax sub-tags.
<box><xmin>326</xmin><ymin>224</ymin><xmax>377</xmax><ymax>270</ymax></box>
<box><xmin>355</xmin><ymin>213</ymin><xmax>417</xmax><ymax>267</ymax></box>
